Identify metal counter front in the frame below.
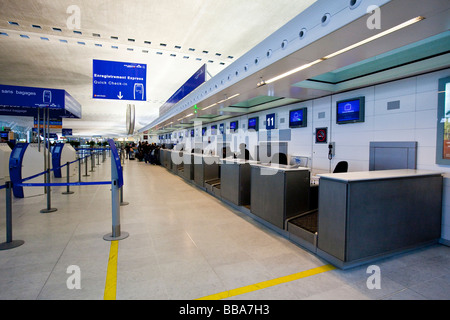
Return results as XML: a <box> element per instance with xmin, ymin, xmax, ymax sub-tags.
<box><xmin>250</xmin><ymin>164</ymin><xmax>310</xmax><ymax>230</ymax></box>
<box><xmin>316</xmin><ymin>169</ymin><xmax>443</xmax><ymax>269</ymax></box>
<box><xmin>220</xmin><ymin>158</ymin><xmax>256</xmax><ymax>207</ymax></box>
<box><xmin>193</xmin><ymin>154</ymin><xmax>220</xmax><ymax>188</ymax></box>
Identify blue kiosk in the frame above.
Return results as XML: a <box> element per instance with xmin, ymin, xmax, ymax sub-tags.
<box><xmin>9</xmin><ymin>143</ymin><xmax>29</xmax><ymax>198</ymax></box>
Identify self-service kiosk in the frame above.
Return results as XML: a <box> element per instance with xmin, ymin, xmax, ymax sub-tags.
<box><xmin>0</xmin><ymin>143</ymin><xmax>12</xmax><ymax>183</ymax></box>
<box><xmin>52</xmin><ymin>143</ymin><xmax>77</xmax><ymax>178</ymax></box>
<box><xmin>9</xmin><ymin>143</ymin><xmax>48</xmax><ymax>198</ymax></box>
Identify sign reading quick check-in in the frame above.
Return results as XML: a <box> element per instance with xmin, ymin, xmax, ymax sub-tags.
<box><xmin>92</xmin><ymin>59</ymin><xmax>147</xmax><ymax>101</ymax></box>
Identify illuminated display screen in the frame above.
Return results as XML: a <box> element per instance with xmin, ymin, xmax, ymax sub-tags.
<box><xmin>230</xmin><ymin>121</ymin><xmax>238</xmax><ymax>132</ymax></box>
<box><xmin>336</xmin><ymin>97</ymin><xmax>365</xmax><ymax>124</ymax></box>
<box><xmin>289</xmin><ymin>108</ymin><xmax>307</xmax><ymax>128</ymax></box>
<box><xmin>248</xmin><ymin>117</ymin><xmax>258</xmax><ymax>131</ymax></box>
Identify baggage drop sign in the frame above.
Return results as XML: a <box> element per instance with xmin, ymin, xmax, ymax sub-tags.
<box><xmin>93</xmin><ymin>59</ymin><xmax>147</xmax><ymax>101</ymax></box>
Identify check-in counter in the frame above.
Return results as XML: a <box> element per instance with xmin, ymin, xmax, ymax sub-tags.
<box><xmin>306</xmin><ymin>169</ymin><xmax>443</xmax><ymax>269</ymax></box>
<box><xmin>170</xmin><ymin>150</ymin><xmax>184</xmax><ymax>175</ymax></box>
<box><xmin>194</xmin><ymin>154</ymin><xmax>220</xmax><ymax>189</ymax></box>
<box><xmin>220</xmin><ymin>158</ymin><xmax>258</xmax><ymax>208</ymax></box>
<box><xmin>250</xmin><ymin>164</ymin><xmax>311</xmax><ymax>230</ymax></box>
<box><xmin>160</xmin><ymin>149</ymin><xmax>172</xmax><ymax>170</ymax></box>
<box><xmin>182</xmin><ymin>152</ymin><xmax>194</xmax><ymax>180</ymax></box>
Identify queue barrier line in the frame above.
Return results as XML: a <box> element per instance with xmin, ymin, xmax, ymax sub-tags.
<box><xmin>196</xmin><ymin>264</ymin><xmax>337</xmax><ymax>300</ymax></box>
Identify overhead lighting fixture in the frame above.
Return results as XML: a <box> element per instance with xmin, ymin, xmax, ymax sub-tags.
<box><xmin>264</xmin><ymin>16</ymin><xmax>425</xmax><ymax>85</ymax></box>
<box><xmin>265</xmin><ymin>59</ymin><xmax>323</xmax><ymax>84</ymax></box>
<box><xmin>323</xmin><ymin>16</ymin><xmax>425</xmax><ymax>60</ymax></box>
<box><xmin>202</xmin><ymin>93</ymin><xmax>240</xmax><ymax>110</ymax></box>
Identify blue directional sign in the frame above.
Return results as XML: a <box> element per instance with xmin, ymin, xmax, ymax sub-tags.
<box><xmin>93</xmin><ymin>59</ymin><xmax>147</xmax><ymax>101</ymax></box>
<box><xmin>0</xmin><ymin>84</ymin><xmax>81</xmax><ymax>118</ymax></box>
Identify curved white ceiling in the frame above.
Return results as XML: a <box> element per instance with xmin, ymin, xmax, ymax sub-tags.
<box><xmin>0</xmin><ymin>0</ymin><xmax>317</xmax><ymax>137</ymax></box>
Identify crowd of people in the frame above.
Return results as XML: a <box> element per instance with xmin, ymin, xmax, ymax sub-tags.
<box><xmin>122</xmin><ymin>141</ymin><xmax>161</xmax><ymax>165</ymax></box>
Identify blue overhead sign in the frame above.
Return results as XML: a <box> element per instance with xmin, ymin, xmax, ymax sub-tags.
<box><xmin>0</xmin><ymin>84</ymin><xmax>65</xmax><ymax>109</ymax></box>
<box><xmin>159</xmin><ymin>64</ymin><xmax>206</xmax><ymax>115</ymax></box>
<box><xmin>0</xmin><ymin>84</ymin><xmax>81</xmax><ymax>118</ymax></box>
<box><xmin>93</xmin><ymin>59</ymin><xmax>147</xmax><ymax>101</ymax></box>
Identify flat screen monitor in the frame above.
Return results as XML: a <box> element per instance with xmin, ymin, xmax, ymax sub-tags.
<box><xmin>202</xmin><ymin>127</ymin><xmax>206</xmax><ymax>136</ymax></box>
<box><xmin>336</xmin><ymin>97</ymin><xmax>365</xmax><ymax>124</ymax></box>
<box><xmin>219</xmin><ymin>123</ymin><xmax>224</xmax><ymax>135</ymax></box>
<box><xmin>248</xmin><ymin>117</ymin><xmax>259</xmax><ymax>131</ymax></box>
<box><xmin>54</xmin><ymin>146</ymin><xmax>62</xmax><ymax>154</ymax></box>
<box><xmin>230</xmin><ymin>121</ymin><xmax>238</xmax><ymax>133</ymax></box>
<box><xmin>0</xmin><ymin>132</ymin><xmax>8</xmax><ymax>138</ymax></box>
<box><xmin>190</xmin><ymin>129</ymin><xmax>194</xmax><ymax>137</ymax></box>
<box><xmin>211</xmin><ymin>125</ymin><xmax>217</xmax><ymax>135</ymax></box>
<box><xmin>12</xmin><ymin>146</ymin><xmax>23</xmax><ymax>159</ymax></box>
<box><xmin>289</xmin><ymin>108</ymin><xmax>307</xmax><ymax>128</ymax></box>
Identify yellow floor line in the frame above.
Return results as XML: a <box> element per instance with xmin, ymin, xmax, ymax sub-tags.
<box><xmin>197</xmin><ymin>264</ymin><xmax>336</xmax><ymax>300</ymax></box>
<box><xmin>104</xmin><ymin>240</ymin><xmax>119</xmax><ymax>300</ymax></box>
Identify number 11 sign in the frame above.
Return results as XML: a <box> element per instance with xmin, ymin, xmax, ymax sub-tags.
<box><xmin>266</xmin><ymin>113</ymin><xmax>276</xmax><ymax>130</ymax></box>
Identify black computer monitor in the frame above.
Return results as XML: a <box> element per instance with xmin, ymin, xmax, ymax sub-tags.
<box><xmin>191</xmin><ymin>129</ymin><xmax>194</xmax><ymax>137</ymax></box>
<box><xmin>230</xmin><ymin>121</ymin><xmax>238</xmax><ymax>133</ymax></box>
<box><xmin>202</xmin><ymin>127</ymin><xmax>207</xmax><ymax>136</ymax></box>
<box><xmin>336</xmin><ymin>97</ymin><xmax>365</xmax><ymax>124</ymax></box>
<box><xmin>248</xmin><ymin>117</ymin><xmax>259</xmax><ymax>131</ymax></box>
<box><xmin>289</xmin><ymin>108</ymin><xmax>307</xmax><ymax>128</ymax></box>
<box><xmin>211</xmin><ymin>125</ymin><xmax>217</xmax><ymax>135</ymax></box>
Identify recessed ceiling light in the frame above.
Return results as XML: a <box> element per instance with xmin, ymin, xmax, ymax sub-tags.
<box><xmin>127</xmin><ymin>48</ymin><xmax>134</xmax><ymax>51</ymax></box>
<box><xmin>160</xmin><ymin>43</ymin><xmax>167</xmax><ymax>47</ymax></box>
<box><xmin>77</xmin><ymin>41</ymin><xmax>85</xmax><ymax>45</ymax></box>
<box><xmin>228</xmin><ymin>56</ymin><xmax>234</xmax><ymax>59</ymax></box>
<box><xmin>203</xmin><ymin>50</ymin><xmax>209</xmax><ymax>54</ymax></box>
<box><xmin>32</xmin><ymin>25</ymin><xmax>41</xmax><ymax>29</ymax></box>
<box><xmin>59</xmin><ymin>39</ymin><xmax>68</xmax><ymax>43</ymax></box>
<box><xmin>8</xmin><ymin>21</ymin><xmax>19</xmax><ymax>26</ymax></box>
<box><xmin>111</xmin><ymin>36</ymin><xmax>118</xmax><ymax>40</ymax></box>
<box><xmin>144</xmin><ymin>41</ymin><xmax>151</xmax><ymax>45</ymax></box>
<box><xmin>93</xmin><ymin>33</ymin><xmax>101</xmax><ymax>37</ymax></box>
<box><xmin>20</xmin><ymin>34</ymin><xmax>30</xmax><ymax>39</ymax></box>
<box><xmin>156</xmin><ymin>52</ymin><xmax>163</xmax><ymax>55</ymax></box>
<box><xmin>112</xmin><ymin>45</ymin><xmax>119</xmax><ymax>49</ymax></box>
<box><xmin>40</xmin><ymin>37</ymin><xmax>49</xmax><ymax>41</ymax></box>
<box><xmin>52</xmin><ymin>27</ymin><xmax>62</xmax><ymax>32</ymax></box>
<box><xmin>175</xmin><ymin>45</ymin><xmax>181</xmax><ymax>49</ymax></box>
<box><xmin>73</xmin><ymin>30</ymin><xmax>82</xmax><ymax>35</ymax></box>
<box><xmin>0</xmin><ymin>32</ymin><xmax>9</xmax><ymax>36</ymax></box>
<box><xmin>189</xmin><ymin>48</ymin><xmax>195</xmax><ymax>51</ymax></box>
<box><xmin>128</xmin><ymin>38</ymin><xmax>135</xmax><ymax>42</ymax></box>
<box><xmin>95</xmin><ymin>43</ymin><xmax>102</xmax><ymax>47</ymax></box>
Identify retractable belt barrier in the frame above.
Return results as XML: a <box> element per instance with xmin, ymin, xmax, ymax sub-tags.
<box><xmin>0</xmin><ymin>142</ymin><xmax>128</xmax><ymax>251</ymax></box>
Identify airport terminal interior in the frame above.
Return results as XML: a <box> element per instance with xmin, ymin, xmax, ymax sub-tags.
<box><xmin>0</xmin><ymin>0</ymin><xmax>450</xmax><ymax>301</ymax></box>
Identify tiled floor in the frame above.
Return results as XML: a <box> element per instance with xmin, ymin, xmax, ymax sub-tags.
<box><xmin>0</xmin><ymin>156</ymin><xmax>449</xmax><ymax>300</ymax></box>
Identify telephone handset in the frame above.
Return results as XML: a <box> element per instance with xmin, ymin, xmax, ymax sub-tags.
<box><xmin>328</xmin><ymin>142</ymin><xmax>335</xmax><ymax>160</ymax></box>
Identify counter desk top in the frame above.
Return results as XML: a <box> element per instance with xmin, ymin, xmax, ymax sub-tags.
<box><xmin>317</xmin><ymin>169</ymin><xmax>443</xmax><ymax>182</ymax></box>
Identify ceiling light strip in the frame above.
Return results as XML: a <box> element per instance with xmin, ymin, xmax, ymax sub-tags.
<box><xmin>264</xmin><ymin>16</ymin><xmax>425</xmax><ymax>85</ymax></box>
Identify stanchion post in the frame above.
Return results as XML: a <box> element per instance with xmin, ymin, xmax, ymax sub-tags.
<box><xmin>103</xmin><ymin>179</ymin><xmax>128</xmax><ymax>241</ymax></box>
<box><xmin>97</xmin><ymin>150</ymin><xmax>100</xmax><ymax>165</ymax></box>
<box><xmin>84</xmin><ymin>155</ymin><xmax>90</xmax><ymax>177</ymax></box>
<box><xmin>90</xmin><ymin>151</ymin><xmax>95</xmax><ymax>172</ymax></box>
<box><xmin>40</xmin><ymin>169</ymin><xmax>57</xmax><ymax>213</ymax></box>
<box><xmin>120</xmin><ymin>186</ymin><xmax>129</xmax><ymax>206</ymax></box>
<box><xmin>78</xmin><ymin>157</ymin><xmax>82</xmax><ymax>182</ymax></box>
<box><xmin>62</xmin><ymin>162</ymin><xmax>74</xmax><ymax>195</ymax></box>
<box><xmin>0</xmin><ymin>181</ymin><xmax>25</xmax><ymax>250</ymax></box>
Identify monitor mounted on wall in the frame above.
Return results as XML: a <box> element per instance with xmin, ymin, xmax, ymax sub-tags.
<box><xmin>289</xmin><ymin>108</ymin><xmax>307</xmax><ymax>128</ymax></box>
<box><xmin>230</xmin><ymin>121</ymin><xmax>238</xmax><ymax>133</ymax></box>
<box><xmin>336</xmin><ymin>97</ymin><xmax>365</xmax><ymax>124</ymax></box>
<box><xmin>248</xmin><ymin>117</ymin><xmax>259</xmax><ymax>131</ymax></box>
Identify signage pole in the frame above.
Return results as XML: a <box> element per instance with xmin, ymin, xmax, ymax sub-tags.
<box><xmin>37</xmin><ymin>108</ymin><xmax>40</xmax><ymax>152</ymax></box>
